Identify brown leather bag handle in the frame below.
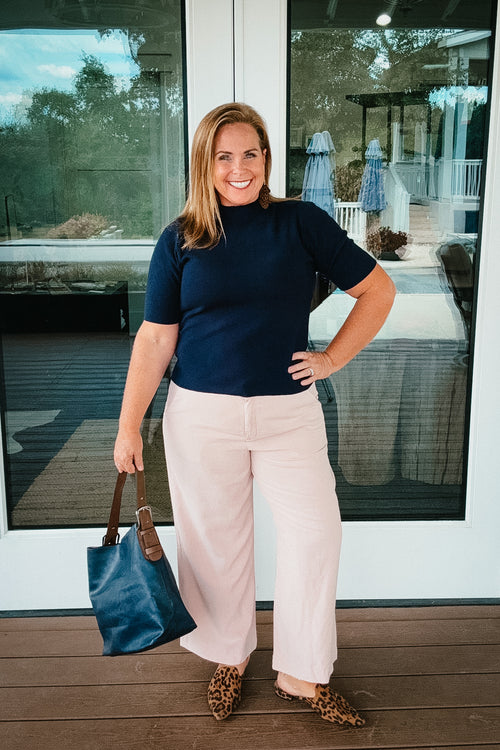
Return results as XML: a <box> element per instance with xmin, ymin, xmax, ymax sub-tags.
<box><xmin>103</xmin><ymin>471</ymin><xmax>163</xmax><ymax>562</ymax></box>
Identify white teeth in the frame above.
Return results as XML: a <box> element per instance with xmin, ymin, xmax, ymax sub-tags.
<box><xmin>229</xmin><ymin>180</ymin><xmax>251</xmax><ymax>188</ymax></box>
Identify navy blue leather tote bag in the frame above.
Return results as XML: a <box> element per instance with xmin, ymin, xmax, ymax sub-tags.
<box><xmin>87</xmin><ymin>471</ymin><xmax>196</xmax><ymax>656</ymax></box>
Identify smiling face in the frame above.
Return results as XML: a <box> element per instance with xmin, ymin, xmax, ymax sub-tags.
<box><xmin>213</xmin><ymin>122</ymin><xmax>267</xmax><ymax>207</ymax></box>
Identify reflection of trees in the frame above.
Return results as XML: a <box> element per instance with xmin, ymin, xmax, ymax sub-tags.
<box><xmin>368</xmin><ymin>29</ymin><xmax>447</xmax><ymax>88</ymax></box>
<box><xmin>290</xmin><ymin>28</ymin><xmax>449</xmax><ymax>163</ymax></box>
<box><xmin>0</xmin><ymin>51</ymin><xmax>176</xmax><ymax>239</ymax></box>
<box><xmin>290</xmin><ymin>30</ymin><xmax>377</xmax><ymax>155</ymax></box>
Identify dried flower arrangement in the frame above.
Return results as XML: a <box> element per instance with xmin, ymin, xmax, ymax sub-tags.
<box><xmin>367</xmin><ymin>226</ymin><xmax>408</xmax><ymax>260</ymax></box>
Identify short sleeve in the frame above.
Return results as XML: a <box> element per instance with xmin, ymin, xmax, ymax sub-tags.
<box><xmin>144</xmin><ymin>224</ymin><xmax>182</xmax><ymax>324</ymax></box>
<box><xmin>297</xmin><ymin>201</ymin><xmax>376</xmax><ymax>290</ymax></box>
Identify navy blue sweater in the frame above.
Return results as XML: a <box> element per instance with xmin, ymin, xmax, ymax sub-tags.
<box><xmin>144</xmin><ymin>199</ymin><xmax>375</xmax><ymax>396</ymax></box>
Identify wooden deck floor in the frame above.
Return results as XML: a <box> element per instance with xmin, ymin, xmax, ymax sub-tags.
<box><xmin>1</xmin><ymin>605</ymin><xmax>499</xmax><ymax>749</ymax></box>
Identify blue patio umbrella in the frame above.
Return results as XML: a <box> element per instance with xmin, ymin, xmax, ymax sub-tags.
<box><xmin>358</xmin><ymin>138</ymin><xmax>387</xmax><ymax>213</ymax></box>
<box><xmin>302</xmin><ymin>131</ymin><xmax>336</xmax><ymax>217</ymax></box>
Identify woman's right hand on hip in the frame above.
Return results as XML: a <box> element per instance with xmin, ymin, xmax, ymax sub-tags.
<box><xmin>114</xmin><ymin>429</ymin><xmax>144</xmax><ymax>474</ymax></box>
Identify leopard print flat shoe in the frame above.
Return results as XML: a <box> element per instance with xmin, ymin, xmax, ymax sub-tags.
<box><xmin>208</xmin><ymin>665</ymin><xmax>243</xmax><ymax>720</ymax></box>
<box><xmin>274</xmin><ymin>682</ymin><xmax>365</xmax><ymax>727</ymax></box>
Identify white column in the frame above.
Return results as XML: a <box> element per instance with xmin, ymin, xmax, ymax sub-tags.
<box><xmin>233</xmin><ymin>0</ymin><xmax>288</xmax><ymax>198</ymax></box>
<box><xmin>184</xmin><ymin>0</ymin><xmax>234</xmax><ymax>145</ymax></box>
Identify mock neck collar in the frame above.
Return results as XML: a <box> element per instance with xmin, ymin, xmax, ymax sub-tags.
<box><xmin>218</xmin><ymin>199</ymin><xmax>263</xmax><ymax>221</ymax></box>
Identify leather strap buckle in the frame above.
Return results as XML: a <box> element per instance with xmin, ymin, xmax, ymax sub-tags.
<box><xmin>136</xmin><ymin>504</ymin><xmax>153</xmax><ymax>523</ymax></box>
<box><xmin>136</xmin><ymin>505</ymin><xmax>163</xmax><ymax>562</ymax></box>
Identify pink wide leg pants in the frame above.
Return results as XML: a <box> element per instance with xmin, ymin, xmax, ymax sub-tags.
<box><xmin>163</xmin><ymin>382</ymin><xmax>342</xmax><ymax>683</ymax></box>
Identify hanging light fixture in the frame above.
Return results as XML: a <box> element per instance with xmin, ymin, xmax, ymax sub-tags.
<box><xmin>376</xmin><ymin>0</ymin><xmax>425</xmax><ymax>25</ymax></box>
<box><xmin>376</xmin><ymin>0</ymin><xmax>398</xmax><ymax>26</ymax></box>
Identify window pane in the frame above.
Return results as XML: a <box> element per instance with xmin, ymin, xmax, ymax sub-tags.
<box><xmin>0</xmin><ymin>1</ymin><xmax>185</xmax><ymax>528</ymax></box>
<box><xmin>289</xmin><ymin>0</ymin><xmax>494</xmax><ymax>520</ymax></box>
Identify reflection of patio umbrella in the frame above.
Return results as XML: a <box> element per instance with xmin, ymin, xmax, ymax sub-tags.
<box><xmin>302</xmin><ymin>131</ymin><xmax>336</xmax><ymax>217</ymax></box>
<box><xmin>358</xmin><ymin>138</ymin><xmax>386</xmax><ymax>213</ymax></box>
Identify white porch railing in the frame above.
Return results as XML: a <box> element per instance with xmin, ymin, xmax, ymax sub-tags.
<box><xmin>381</xmin><ymin>164</ymin><xmax>410</xmax><ymax>233</ymax></box>
<box><xmin>335</xmin><ymin>202</ymin><xmax>366</xmax><ymax>247</ymax></box>
<box><xmin>393</xmin><ymin>159</ymin><xmax>482</xmax><ymax>202</ymax></box>
<box><xmin>451</xmin><ymin>159</ymin><xmax>482</xmax><ymax>200</ymax></box>
<box><xmin>392</xmin><ymin>162</ymin><xmax>428</xmax><ymax>201</ymax></box>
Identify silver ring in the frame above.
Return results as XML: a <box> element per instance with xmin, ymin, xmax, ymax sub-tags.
<box><xmin>309</xmin><ymin>368</ymin><xmax>314</xmax><ymax>377</ymax></box>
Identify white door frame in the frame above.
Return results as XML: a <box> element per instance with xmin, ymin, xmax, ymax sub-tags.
<box><xmin>0</xmin><ymin>0</ymin><xmax>499</xmax><ymax>610</ymax></box>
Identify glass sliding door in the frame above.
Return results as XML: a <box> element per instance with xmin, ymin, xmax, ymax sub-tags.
<box><xmin>289</xmin><ymin>0</ymin><xmax>494</xmax><ymax>521</ymax></box>
<box><xmin>1</xmin><ymin>0</ymin><xmax>499</xmax><ymax>609</ymax></box>
<box><xmin>0</xmin><ymin>0</ymin><xmax>186</xmax><ymax>529</ymax></box>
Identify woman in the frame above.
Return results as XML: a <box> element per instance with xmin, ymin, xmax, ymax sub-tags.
<box><xmin>114</xmin><ymin>102</ymin><xmax>395</xmax><ymax>726</ymax></box>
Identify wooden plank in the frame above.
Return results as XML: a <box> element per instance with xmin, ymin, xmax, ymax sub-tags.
<box><xmin>0</xmin><ymin>605</ymin><xmax>497</xmax><ymax>631</ymax></box>
<box><xmin>1</xmin><ymin>674</ymin><xmax>499</xmax><ymax>721</ymax></box>
<box><xmin>336</xmin><ymin>618</ymin><xmax>500</xmax><ymax>647</ymax></box>
<box><xmin>0</xmin><ymin>610</ymin><xmax>270</xmax><ymax>631</ymax></box>
<box><xmin>0</xmin><ymin>629</ymin><xmax>109</xmax><ymax>657</ymax></box>
<box><xmin>1</xmin><ymin>644</ymin><xmax>499</xmax><ymax>688</ymax></box>
<box><xmin>2</xmin><ymin>709</ymin><xmax>500</xmax><ymax>750</ymax></box>
<box><xmin>335</xmin><ymin>644</ymin><xmax>500</xmax><ymax>678</ymax></box>
<box><xmin>2</xmin><ymin>616</ymin><xmax>499</xmax><ymax>657</ymax></box>
<box><xmin>283</xmin><ymin>618</ymin><xmax>500</xmax><ymax>649</ymax></box>
<box><xmin>0</xmin><ymin>652</ymin><xmax>210</xmax><ymax>688</ymax></box>
<box><xmin>336</xmin><ymin>606</ymin><xmax>500</xmax><ymax>621</ymax></box>
<box><xmin>0</xmin><ymin>616</ymin><xmax>98</xmax><ymax>631</ymax></box>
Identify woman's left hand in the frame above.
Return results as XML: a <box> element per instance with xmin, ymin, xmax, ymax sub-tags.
<box><xmin>288</xmin><ymin>350</ymin><xmax>334</xmax><ymax>386</ymax></box>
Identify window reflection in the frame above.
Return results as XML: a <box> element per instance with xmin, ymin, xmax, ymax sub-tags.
<box><xmin>290</xmin><ymin>1</ymin><xmax>492</xmax><ymax>519</ymax></box>
<box><xmin>0</xmin><ymin>1</ymin><xmax>185</xmax><ymax>527</ymax></box>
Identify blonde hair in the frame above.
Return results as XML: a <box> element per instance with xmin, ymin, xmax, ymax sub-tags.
<box><xmin>179</xmin><ymin>102</ymin><xmax>273</xmax><ymax>249</ymax></box>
